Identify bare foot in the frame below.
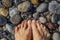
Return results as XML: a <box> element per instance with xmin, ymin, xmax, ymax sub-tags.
<box><xmin>15</xmin><ymin>20</ymin><xmax>31</xmax><ymax>40</ymax></box>
<box><xmin>32</xmin><ymin>20</ymin><xmax>50</xmax><ymax>40</ymax></box>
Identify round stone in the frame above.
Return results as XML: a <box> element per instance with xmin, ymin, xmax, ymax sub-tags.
<box><xmin>17</xmin><ymin>1</ymin><xmax>31</xmax><ymax>12</ymax></box>
<box><xmin>36</xmin><ymin>3</ymin><xmax>48</xmax><ymax>12</ymax></box>
<box><xmin>51</xmin><ymin>14</ymin><xmax>60</xmax><ymax>24</ymax></box>
<box><xmin>0</xmin><ymin>16</ymin><xmax>7</xmax><ymax>26</ymax></box>
<box><xmin>14</xmin><ymin>0</ymin><xmax>26</xmax><ymax>5</ymax></box>
<box><xmin>58</xmin><ymin>26</ymin><xmax>60</xmax><ymax>32</ymax></box>
<box><xmin>1</xmin><ymin>38</ymin><xmax>7</xmax><ymax>40</ymax></box>
<box><xmin>48</xmin><ymin>1</ymin><xmax>58</xmax><ymax>13</ymax></box>
<box><xmin>2</xmin><ymin>0</ymin><xmax>12</xmax><ymax>7</ymax></box>
<box><xmin>47</xmin><ymin>22</ymin><xmax>58</xmax><ymax>30</ymax></box>
<box><xmin>53</xmin><ymin>32</ymin><xmax>60</xmax><ymax>40</ymax></box>
<box><xmin>56</xmin><ymin>4</ymin><xmax>60</xmax><ymax>14</ymax></box>
<box><xmin>10</xmin><ymin>14</ymin><xmax>21</xmax><ymax>25</ymax></box>
<box><xmin>30</xmin><ymin>0</ymin><xmax>39</xmax><ymax>7</ymax></box>
<box><xmin>33</xmin><ymin>12</ymin><xmax>39</xmax><ymax>19</ymax></box>
<box><xmin>5</xmin><ymin>23</ymin><xmax>14</xmax><ymax>34</ymax></box>
<box><xmin>39</xmin><ymin>16</ymin><xmax>46</xmax><ymax>23</ymax></box>
<box><xmin>9</xmin><ymin>7</ymin><xmax>19</xmax><ymax>17</ymax></box>
<box><xmin>0</xmin><ymin>8</ymin><xmax>8</xmax><ymax>17</ymax></box>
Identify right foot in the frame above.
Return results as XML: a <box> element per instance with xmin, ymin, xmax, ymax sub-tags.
<box><xmin>31</xmin><ymin>20</ymin><xmax>50</xmax><ymax>40</ymax></box>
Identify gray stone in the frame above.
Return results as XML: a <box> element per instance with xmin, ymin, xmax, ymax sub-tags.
<box><xmin>5</xmin><ymin>23</ymin><xmax>14</xmax><ymax>34</ymax></box>
<box><xmin>36</xmin><ymin>3</ymin><xmax>48</xmax><ymax>12</ymax></box>
<box><xmin>39</xmin><ymin>16</ymin><xmax>46</xmax><ymax>23</ymax></box>
<box><xmin>1</xmin><ymin>38</ymin><xmax>7</xmax><ymax>40</ymax></box>
<box><xmin>9</xmin><ymin>7</ymin><xmax>19</xmax><ymax>17</ymax></box>
<box><xmin>33</xmin><ymin>12</ymin><xmax>39</xmax><ymax>19</ymax></box>
<box><xmin>17</xmin><ymin>1</ymin><xmax>31</xmax><ymax>12</ymax></box>
<box><xmin>49</xmin><ymin>1</ymin><xmax>58</xmax><ymax>13</ymax></box>
<box><xmin>0</xmin><ymin>16</ymin><xmax>7</xmax><ymax>26</ymax></box>
<box><xmin>53</xmin><ymin>32</ymin><xmax>60</xmax><ymax>40</ymax></box>
<box><xmin>10</xmin><ymin>14</ymin><xmax>21</xmax><ymax>25</ymax></box>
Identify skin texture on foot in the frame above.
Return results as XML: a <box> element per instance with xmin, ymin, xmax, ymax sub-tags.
<box><xmin>15</xmin><ymin>20</ymin><xmax>31</xmax><ymax>40</ymax></box>
<box><xmin>31</xmin><ymin>20</ymin><xmax>50</xmax><ymax>40</ymax></box>
<box><xmin>15</xmin><ymin>20</ymin><xmax>50</xmax><ymax>40</ymax></box>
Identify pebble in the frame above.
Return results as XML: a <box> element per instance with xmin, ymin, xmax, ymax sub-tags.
<box><xmin>56</xmin><ymin>4</ymin><xmax>60</xmax><ymax>14</ymax></box>
<box><xmin>5</xmin><ymin>23</ymin><xmax>14</xmax><ymax>34</ymax></box>
<box><xmin>38</xmin><ymin>16</ymin><xmax>46</xmax><ymax>23</ymax></box>
<box><xmin>17</xmin><ymin>1</ymin><xmax>31</xmax><ymax>12</ymax></box>
<box><xmin>2</xmin><ymin>0</ymin><xmax>12</xmax><ymax>7</ymax></box>
<box><xmin>14</xmin><ymin>0</ymin><xmax>26</xmax><ymax>5</ymax></box>
<box><xmin>0</xmin><ymin>8</ymin><xmax>8</xmax><ymax>17</ymax></box>
<box><xmin>48</xmin><ymin>1</ymin><xmax>58</xmax><ymax>13</ymax></box>
<box><xmin>53</xmin><ymin>32</ymin><xmax>60</xmax><ymax>40</ymax></box>
<box><xmin>1</xmin><ymin>38</ymin><xmax>7</xmax><ymax>40</ymax></box>
<box><xmin>51</xmin><ymin>14</ymin><xmax>60</xmax><ymax>25</ymax></box>
<box><xmin>47</xmin><ymin>22</ymin><xmax>58</xmax><ymax>30</ymax></box>
<box><xmin>36</xmin><ymin>3</ymin><xmax>48</xmax><ymax>12</ymax></box>
<box><xmin>33</xmin><ymin>12</ymin><xmax>39</xmax><ymax>19</ymax></box>
<box><xmin>10</xmin><ymin>14</ymin><xmax>21</xmax><ymax>25</ymax></box>
<box><xmin>0</xmin><ymin>16</ymin><xmax>7</xmax><ymax>26</ymax></box>
<box><xmin>9</xmin><ymin>7</ymin><xmax>19</xmax><ymax>17</ymax></box>
<box><xmin>30</xmin><ymin>0</ymin><xmax>39</xmax><ymax>7</ymax></box>
<box><xmin>58</xmin><ymin>26</ymin><xmax>60</xmax><ymax>32</ymax></box>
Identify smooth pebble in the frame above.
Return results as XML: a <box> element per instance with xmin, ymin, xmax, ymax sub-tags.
<box><xmin>53</xmin><ymin>32</ymin><xmax>60</xmax><ymax>40</ymax></box>
<box><xmin>2</xmin><ymin>0</ymin><xmax>12</xmax><ymax>7</ymax></box>
<box><xmin>17</xmin><ymin>1</ymin><xmax>31</xmax><ymax>12</ymax></box>
<box><xmin>49</xmin><ymin>1</ymin><xmax>58</xmax><ymax>13</ymax></box>
<box><xmin>0</xmin><ymin>8</ymin><xmax>8</xmax><ymax>17</ymax></box>
<box><xmin>39</xmin><ymin>16</ymin><xmax>46</xmax><ymax>23</ymax></box>
<box><xmin>36</xmin><ymin>3</ymin><xmax>48</xmax><ymax>12</ymax></box>
<box><xmin>0</xmin><ymin>16</ymin><xmax>7</xmax><ymax>26</ymax></box>
<box><xmin>10</xmin><ymin>14</ymin><xmax>21</xmax><ymax>25</ymax></box>
<box><xmin>9</xmin><ymin>7</ymin><xmax>19</xmax><ymax>17</ymax></box>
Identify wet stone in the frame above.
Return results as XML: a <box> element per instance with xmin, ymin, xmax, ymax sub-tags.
<box><xmin>14</xmin><ymin>0</ymin><xmax>27</xmax><ymax>5</ymax></box>
<box><xmin>53</xmin><ymin>32</ymin><xmax>60</xmax><ymax>40</ymax></box>
<box><xmin>2</xmin><ymin>0</ymin><xmax>12</xmax><ymax>7</ymax></box>
<box><xmin>56</xmin><ymin>4</ymin><xmax>60</xmax><ymax>14</ymax></box>
<box><xmin>0</xmin><ymin>8</ymin><xmax>8</xmax><ymax>17</ymax></box>
<box><xmin>0</xmin><ymin>16</ymin><xmax>7</xmax><ymax>26</ymax></box>
<box><xmin>38</xmin><ymin>16</ymin><xmax>47</xmax><ymax>23</ymax></box>
<box><xmin>5</xmin><ymin>23</ymin><xmax>15</xmax><ymax>34</ymax></box>
<box><xmin>30</xmin><ymin>0</ymin><xmax>39</xmax><ymax>7</ymax></box>
<box><xmin>48</xmin><ymin>1</ymin><xmax>58</xmax><ymax>13</ymax></box>
<box><xmin>9</xmin><ymin>7</ymin><xmax>19</xmax><ymax>17</ymax></box>
<box><xmin>10</xmin><ymin>14</ymin><xmax>22</xmax><ymax>25</ymax></box>
<box><xmin>36</xmin><ymin>3</ymin><xmax>48</xmax><ymax>12</ymax></box>
<box><xmin>33</xmin><ymin>12</ymin><xmax>39</xmax><ymax>19</ymax></box>
<box><xmin>51</xmin><ymin>14</ymin><xmax>60</xmax><ymax>25</ymax></box>
<box><xmin>47</xmin><ymin>22</ymin><xmax>58</xmax><ymax>30</ymax></box>
<box><xmin>17</xmin><ymin>1</ymin><xmax>31</xmax><ymax>12</ymax></box>
<box><xmin>1</xmin><ymin>38</ymin><xmax>7</xmax><ymax>40</ymax></box>
<box><xmin>58</xmin><ymin>26</ymin><xmax>60</xmax><ymax>32</ymax></box>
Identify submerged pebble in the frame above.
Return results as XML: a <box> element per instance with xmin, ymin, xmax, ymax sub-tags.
<box><xmin>9</xmin><ymin>7</ymin><xmax>19</xmax><ymax>17</ymax></box>
<box><xmin>53</xmin><ymin>32</ymin><xmax>60</xmax><ymax>40</ymax></box>
<box><xmin>51</xmin><ymin>14</ymin><xmax>60</xmax><ymax>25</ymax></box>
<box><xmin>1</xmin><ymin>38</ymin><xmax>7</xmax><ymax>40</ymax></box>
<box><xmin>39</xmin><ymin>16</ymin><xmax>46</xmax><ymax>23</ymax></box>
<box><xmin>17</xmin><ymin>1</ymin><xmax>31</xmax><ymax>12</ymax></box>
<box><xmin>2</xmin><ymin>0</ymin><xmax>12</xmax><ymax>7</ymax></box>
<box><xmin>10</xmin><ymin>14</ymin><xmax>21</xmax><ymax>25</ymax></box>
<box><xmin>0</xmin><ymin>8</ymin><xmax>8</xmax><ymax>17</ymax></box>
<box><xmin>5</xmin><ymin>23</ymin><xmax>14</xmax><ymax>33</ymax></box>
<box><xmin>30</xmin><ymin>0</ymin><xmax>39</xmax><ymax>7</ymax></box>
<box><xmin>0</xmin><ymin>16</ymin><xmax>7</xmax><ymax>26</ymax></box>
<box><xmin>48</xmin><ymin>1</ymin><xmax>58</xmax><ymax>13</ymax></box>
<box><xmin>33</xmin><ymin>12</ymin><xmax>39</xmax><ymax>19</ymax></box>
<box><xmin>36</xmin><ymin>3</ymin><xmax>48</xmax><ymax>12</ymax></box>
